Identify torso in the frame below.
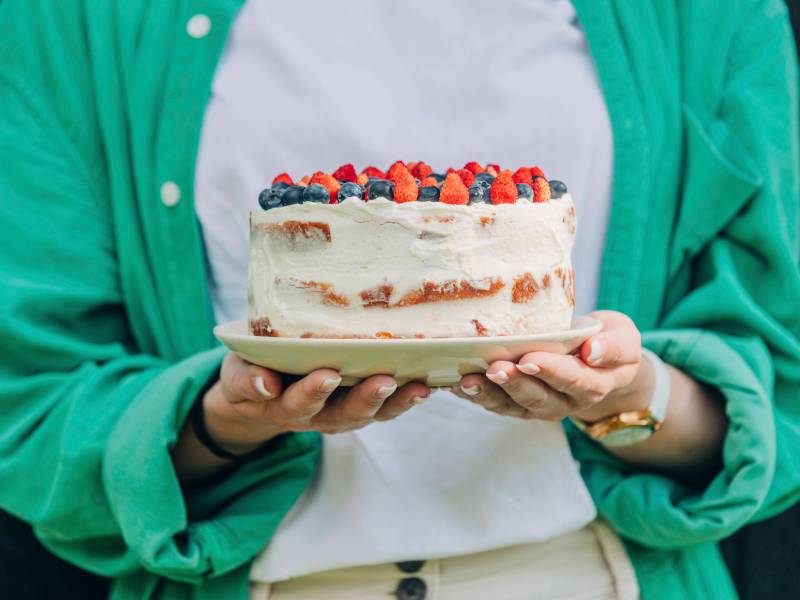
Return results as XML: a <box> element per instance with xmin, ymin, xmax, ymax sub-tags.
<box><xmin>194</xmin><ymin>0</ymin><xmax>613</xmax><ymax>581</ymax></box>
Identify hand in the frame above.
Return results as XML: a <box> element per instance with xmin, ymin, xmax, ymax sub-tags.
<box><xmin>202</xmin><ymin>353</ymin><xmax>430</xmax><ymax>455</ymax></box>
<box><xmin>453</xmin><ymin>310</ymin><xmax>652</xmax><ymax>422</ymax></box>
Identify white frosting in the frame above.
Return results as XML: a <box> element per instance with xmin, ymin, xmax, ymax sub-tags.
<box><xmin>249</xmin><ymin>194</ymin><xmax>576</xmax><ymax>338</ymax></box>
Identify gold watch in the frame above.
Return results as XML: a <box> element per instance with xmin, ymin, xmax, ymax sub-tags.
<box><xmin>571</xmin><ymin>349</ymin><xmax>669</xmax><ymax>448</ymax></box>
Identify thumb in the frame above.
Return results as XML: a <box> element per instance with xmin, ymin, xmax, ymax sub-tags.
<box><xmin>580</xmin><ymin>315</ymin><xmax>641</xmax><ymax>367</ymax></box>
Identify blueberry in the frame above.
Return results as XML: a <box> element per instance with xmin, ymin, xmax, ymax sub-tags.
<box><xmin>475</xmin><ymin>172</ymin><xmax>495</xmax><ymax>186</ymax></box>
<box><xmin>258</xmin><ymin>185</ymin><xmax>287</xmax><ymax>210</ymax></box>
<box><xmin>429</xmin><ymin>173</ymin><xmax>446</xmax><ymax>184</ymax></box>
<box><xmin>549</xmin><ymin>180</ymin><xmax>568</xmax><ymax>199</ymax></box>
<box><xmin>338</xmin><ymin>182</ymin><xmax>365</xmax><ymax>202</ymax></box>
<box><xmin>418</xmin><ymin>185</ymin><xmax>440</xmax><ymax>202</ymax></box>
<box><xmin>303</xmin><ymin>183</ymin><xmax>330</xmax><ymax>203</ymax></box>
<box><xmin>516</xmin><ymin>183</ymin><xmax>533</xmax><ymax>200</ymax></box>
<box><xmin>468</xmin><ymin>183</ymin><xmax>487</xmax><ymax>204</ymax></box>
<box><xmin>281</xmin><ymin>185</ymin><xmax>305</xmax><ymax>205</ymax></box>
<box><xmin>367</xmin><ymin>179</ymin><xmax>395</xmax><ymax>200</ymax></box>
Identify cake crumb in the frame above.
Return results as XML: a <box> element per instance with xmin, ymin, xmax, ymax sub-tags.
<box><xmin>261</xmin><ymin>220</ymin><xmax>332</xmax><ymax>243</ymax></box>
<box><xmin>360</xmin><ymin>283</ymin><xmax>394</xmax><ymax>308</ymax></box>
<box><xmin>397</xmin><ymin>277</ymin><xmax>505</xmax><ymax>306</ymax></box>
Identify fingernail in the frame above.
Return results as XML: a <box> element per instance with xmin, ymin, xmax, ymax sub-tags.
<box><xmin>460</xmin><ymin>384</ymin><xmax>482</xmax><ymax>396</ymax></box>
<box><xmin>319</xmin><ymin>377</ymin><xmax>342</xmax><ymax>393</ymax></box>
<box><xmin>517</xmin><ymin>363</ymin><xmax>540</xmax><ymax>376</ymax></box>
<box><xmin>253</xmin><ymin>376</ymin><xmax>274</xmax><ymax>399</ymax></box>
<box><xmin>411</xmin><ymin>395</ymin><xmax>429</xmax><ymax>404</ymax></box>
<box><xmin>486</xmin><ymin>370</ymin><xmax>509</xmax><ymax>385</ymax></box>
<box><xmin>375</xmin><ymin>384</ymin><xmax>397</xmax><ymax>399</ymax></box>
<box><xmin>588</xmin><ymin>339</ymin><xmax>605</xmax><ymax>365</ymax></box>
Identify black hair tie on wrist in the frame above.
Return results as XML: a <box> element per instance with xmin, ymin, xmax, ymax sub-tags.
<box><xmin>189</xmin><ymin>396</ymin><xmax>287</xmax><ymax>462</ymax></box>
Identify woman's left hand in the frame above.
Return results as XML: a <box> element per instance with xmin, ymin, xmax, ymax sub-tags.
<box><xmin>454</xmin><ymin>310</ymin><xmax>651</xmax><ymax>422</ymax></box>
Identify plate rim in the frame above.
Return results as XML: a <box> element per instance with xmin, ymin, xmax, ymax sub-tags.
<box><xmin>214</xmin><ymin>315</ymin><xmax>602</xmax><ymax>347</ymax></box>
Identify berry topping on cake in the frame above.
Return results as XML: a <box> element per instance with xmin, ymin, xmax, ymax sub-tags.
<box><xmin>516</xmin><ymin>183</ymin><xmax>533</xmax><ymax>201</ymax></box>
<box><xmin>387</xmin><ymin>160</ymin><xmax>409</xmax><ymax>182</ymax></box>
<box><xmin>532</xmin><ymin>177</ymin><xmax>551</xmax><ymax>203</ymax></box>
<box><xmin>475</xmin><ymin>172</ymin><xmax>495</xmax><ymax>186</ymax></box>
<box><xmin>418</xmin><ymin>186</ymin><xmax>441</xmax><ymax>202</ymax></box>
<box><xmin>303</xmin><ymin>183</ymin><xmax>330</xmax><ymax>203</ymax></box>
<box><xmin>332</xmin><ymin>163</ymin><xmax>358</xmax><ymax>183</ymax></box>
<box><xmin>468</xmin><ymin>183</ymin><xmax>487</xmax><ymax>204</ymax></box>
<box><xmin>457</xmin><ymin>168</ymin><xmax>476</xmax><ymax>187</ymax></box>
<box><xmin>440</xmin><ymin>172</ymin><xmax>469</xmax><ymax>205</ymax></box>
<box><xmin>362</xmin><ymin>166</ymin><xmax>386</xmax><ymax>179</ymax></box>
<box><xmin>549</xmin><ymin>180</ymin><xmax>568</xmax><ymax>199</ymax></box>
<box><xmin>258</xmin><ymin>162</ymin><xmax>563</xmax><ymax>209</ymax></box>
<box><xmin>512</xmin><ymin>167</ymin><xmax>533</xmax><ymax>186</ymax></box>
<box><xmin>338</xmin><ymin>182</ymin><xmax>365</xmax><ymax>202</ymax></box>
<box><xmin>489</xmin><ymin>170</ymin><xmax>518</xmax><ymax>204</ymax></box>
<box><xmin>394</xmin><ymin>171</ymin><xmax>420</xmax><ymax>203</ymax></box>
<box><xmin>367</xmin><ymin>179</ymin><xmax>395</xmax><ymax>201</ymax></box>
<box><xmin>530</xmin><ymin>166</ymin><xmax>545</xmax><ymax>179</ymax></box>
<box><xmin>463</xmin><ymin>161</ymin><xmax>484</xmax><ymax>175</ymax></box>
<box><xmin>411</xmin><ymin>161</ymin><xmax>433</xmax><ymax>180</ymax></box>
<box><xmin>309</xmin><ymin>171</ymin><xmax>341</xmax><ymax>203</ymax></box>
<box><xmin>281</xmin><ymin>185</ymin><xmax>305</xmax><ymax>205</ymax></box>
<box><xmin>272</xmin><ymin>172</ymin><xmax>294</xmax><ymax>186</ymax></box>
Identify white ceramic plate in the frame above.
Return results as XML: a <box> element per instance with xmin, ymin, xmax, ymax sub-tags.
<box><xmin>214</xmin><ymin>316</ymin><xmax>601</xmax><ymax>387</ymax></box>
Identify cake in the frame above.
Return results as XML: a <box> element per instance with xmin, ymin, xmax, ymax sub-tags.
<box><xmin>248</xmin><ymin>161</ymin><xmax>575</xmax><ymax>339</ymax></box>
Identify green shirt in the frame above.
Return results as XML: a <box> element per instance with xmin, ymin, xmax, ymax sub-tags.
<box><xmin>0</xmin><ymin>1</ymin><xmax>798</xmax><ymax>598</ymax></box>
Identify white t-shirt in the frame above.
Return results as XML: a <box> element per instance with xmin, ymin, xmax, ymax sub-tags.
<box><xmin>194</xmin><ymin>0</ymin><xmax>613</xmax><ymax>582</ymax></box>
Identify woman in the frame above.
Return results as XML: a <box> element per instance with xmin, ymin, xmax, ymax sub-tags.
<box><xmin>1</xmin><ymin>1</ymin><xmax>798</xmax><ymax>599</ymax></box>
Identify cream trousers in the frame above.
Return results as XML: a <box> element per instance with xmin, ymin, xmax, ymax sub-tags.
<box><xmin>250</xmin><ymin>521</ymin><xmax>639</xmax><ymax>600</ymax></box>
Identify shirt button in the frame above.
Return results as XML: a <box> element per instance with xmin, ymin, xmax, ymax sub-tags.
<box><xmin>395</xmin><ymin>577</ymin><xmax>427</xmax><ymax>600</ymax></box>
<box><xmin>186</xmin><ymin>14</ymin><xmax>212</xmax><ymax>38</ymax></box>
<box><xmin>160</xmin><ymin>181</ymin><xmax>181</xmax><ymax>207</ymax></box>
<box><xmin>396</xmin><ymin>560</ymin><xmax>425</xmax><ymax>574</ymax></box>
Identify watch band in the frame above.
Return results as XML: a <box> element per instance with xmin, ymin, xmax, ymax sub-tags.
<box><xmin>641</xmin><ymin>348</ymin><xmax>670</xmax><ymax>424</ymax></box>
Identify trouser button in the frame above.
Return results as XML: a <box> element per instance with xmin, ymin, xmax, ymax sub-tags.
<box><xmin>395</xmin><ymin>576</ymin><xmax>427</xmax><ymax>600</ymax></box>
<box><xmin>396</xmin><ymin>560</ymin><xmax>425</xmax><ymax>573</ymax></box>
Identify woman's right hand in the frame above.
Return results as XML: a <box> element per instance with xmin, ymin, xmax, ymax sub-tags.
<box><xmin>202</xmin><ymin>353</ymin><xmax>430</xmax><ymax>456</ymax></box>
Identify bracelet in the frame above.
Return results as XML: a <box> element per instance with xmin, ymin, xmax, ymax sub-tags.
<box><xmin>189</xmin><ymin>395</ymin><xmax>287</xmax><ymax>462</ymax></box>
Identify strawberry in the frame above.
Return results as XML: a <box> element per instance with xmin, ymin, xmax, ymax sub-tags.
<box><xmin>411</xmin><ymin>161</ymin><xmax>433</xmax><ymax>180</ymax></box>
<box><xmin>298</xmin><ymin>176</ymin><xmax>310</xmax><ymax>187</ymax></box>
<box><xmin>512</xmin><ymin>167</ymin><xmax>533</xmax><ymax>186</ymax></box>
<box><xmin>530</xmin><ymin>166</ymin><xmax>545</xmax><ymax>179</ymax></box>
<box><xmin>332</xmin><ymin>163</ymin><xmax>358</xmax><ymax>183</ymax></box>
<box><xmin>489</xmin><ymin>169</ymin><xmax>518</xmax><ymax>204</ymax></box>
<box><xmin>386</xmin><ymin>160</ymin><xmax>408</xmax><ymax>182</ymax></box>
<box><xmin>309</xmin><ymin>171</ymin><xmax>341</xmax><ymax>203</ymax></box>
<box><xmin>532</xmin><ymin>176</ymin><xmax>551</xmax><ymax>203</ymax></box>
<box><xmin>272</xmin><ymin>172</ymin><xmax>294</xmax><ymax>186</ymax></box>
<box><xmin>361</xmin><ymin>166</ymin><xmax>386</xmax><ymax>179</ymax></box>
<box><xmin>420</xmin><ymin>176</ymin><xmax>440</xmax><ymax>187</ymax></box>
<box><xmin>440</xmin><ymin>172</ymin><xmax>469</xmax><ymax>205</ymax></box>
<box><xmin>457</xmin><ymin>168</ymin><xmax>476</xmax><ymax>187</ymax></box>
<box><xmin>463</xmin><ymin>161</ymin><xmax>484</xmax><ymax>175</ymax></box>
<box><xmin>485</xmin><ymin>165</ymin><xmax>498</xmax><ymax>177</ymax></box>
<box><xmin>357</xmin><ymin>173</ymin><xmax>369</xmax><ymax>187</ymax></box>
<box><xmin>486</xmin><ymin>163</ymin><xmax>501</xmax><ymax>174</ymax></box>
<box><xmin>406</xmin><ymin>161</ymin><xmax>417</xmax><ymax>173</ymax></box>
<box><xmin>394</xmin><ymin>172</ymin><xmax>419</xmax><ymax>203</ymax></box>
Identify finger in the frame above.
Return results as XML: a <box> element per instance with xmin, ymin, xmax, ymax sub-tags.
<box><xmin>483</xmin><ymin>361</ymin><xmax>571</xmax><ymax>414</ymax></box>
<box><xmin>580</xmin><ymin>311</ymin><xmax>641</xmax><ymax>367</ymax></box>
<box><xmin>374</xmin><ymin>382</ymin><xmax>431</xmax><ymax>421</ymax></box>
<box><xmin>455</xmin><ymin>374</ymin><xmax>529</xmax><ymax>418</ymax></box>
<box><xmin>220</xmin><ymin>353</ymin><xmax>284</xmax><ymax>403</ymax></box>
<box><xmin>514</xmin><ymin>352</ymin><xmax>615</xmax><ymax>408</ymax></box>
<box><xmin>317</xmin><ymin>374</ymin><xmax>399</xmax><ymax>426</ymax></box>
<box><xmin>278</xmin><ymin>368</ymin><xmax>342</xmax><ymax>420</ymax></box>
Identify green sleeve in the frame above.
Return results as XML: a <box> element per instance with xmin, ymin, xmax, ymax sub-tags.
<box><xmin>569</xmin><ymin>0</ymin><xmax>800</xmax><ymax>548</ymax></box>
<box><xmin>0</xmin><ymin>0</ymin><xmax>320</xmax><ymax>590</ymax></box>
